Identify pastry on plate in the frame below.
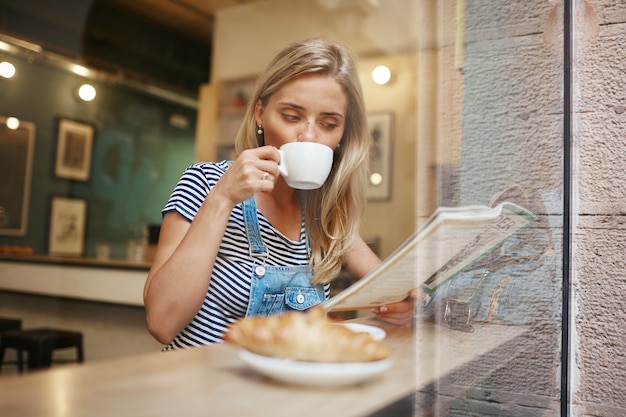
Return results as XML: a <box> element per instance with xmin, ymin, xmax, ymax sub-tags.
<box><xmin>223</xmin><ymin>306</ymin><xmax>390</xmax><ymax>363</ymax></box>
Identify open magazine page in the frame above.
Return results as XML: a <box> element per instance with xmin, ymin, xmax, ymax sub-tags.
<box><xmin>323</xmin><ymin>202</ymin><xmax>536</xmax><ymax>312</ymax></box>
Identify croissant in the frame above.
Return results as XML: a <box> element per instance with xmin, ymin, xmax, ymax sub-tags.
<box><xmin>223</xmin><ymin>306</ymin><xmax>390</xmax><ymax>362</ymax></box>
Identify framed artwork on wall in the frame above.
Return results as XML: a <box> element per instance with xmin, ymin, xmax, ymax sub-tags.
<box><xmin>0</xmin><ymin>116</ymin><xmax>35</xmax><ymax>236</ymax></box>
<box><xmin>54</xmin><ymin>118</ymin><xmax>95</xmax><ymax>181</ymax></box>
<box><xmin>48</xmin><ymin>197</ymin><xmax>87</xmax><ymax>256</ymax></box>
<box><xmin>366</xmin><ymin>112</ymin><xmax>394</xmax><ymax>201</ymax></box>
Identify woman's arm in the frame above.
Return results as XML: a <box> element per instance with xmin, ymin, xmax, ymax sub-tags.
<box><xmin>143</xmin><ymin>192</ymin><xmax>234</xmax><ymax>344</ymax></box>
<box><xmin>144</xmin><ymin>147</ymin><xmax>281</xmax><ymax>344</ymax></box>
<box><xmin>343</xmin><ymin>236</ymin><xmax>417</xmax><ymax>326</ymax></box>
<box><xmin>342</xmin><ymin>235</ymin><xmax>382</xmax><ymax>279</ymax></box>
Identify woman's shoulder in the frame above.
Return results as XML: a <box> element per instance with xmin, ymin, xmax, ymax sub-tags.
<box><xmin>164</xmin><ymin>161</ymin><xmax>232</xmax><ymax>218</ymax></box>
<box><xmin>183</xmin><ymin>160</ymin><xmax>231</xmax><ymax>177</ymax></box>
<box><xmin>177</xmin><ymin>161</ymin><xmax>231</xmax><ymax>184</ymax></box>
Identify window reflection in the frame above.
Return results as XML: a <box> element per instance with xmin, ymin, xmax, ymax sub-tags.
<box><xmin>0</xmin><ymin>1</ymin><xmax>566</xmax><ymax>415</ymax></box>
<box><xmin>414</xmin><ymin>1</ymin><xmax>563</xmax><ymax>415</ymax></box>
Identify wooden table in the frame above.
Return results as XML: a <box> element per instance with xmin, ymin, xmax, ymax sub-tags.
<box><xmin>0</xmin><ymin>316</ymin><xmax>526</xmax><ymax>417</ymax></box>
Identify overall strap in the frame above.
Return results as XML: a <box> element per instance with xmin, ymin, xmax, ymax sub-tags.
<box><xmin>242</xmin><ymin>197</ymin><xmax>268</xmax><ymax>259</ymax></box>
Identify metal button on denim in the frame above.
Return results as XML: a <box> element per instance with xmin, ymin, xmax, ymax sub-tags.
<box><xmin>255</xmin><ymin>265</ymin><xmax>266</xmax><ymax>278</ymax></box>
<box><xmin>296</xmin><ymin>292</ymin><xmax>305</xmax><ymax>304</ymax></box>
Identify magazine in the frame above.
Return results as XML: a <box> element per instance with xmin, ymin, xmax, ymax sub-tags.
<box><xmin>323</xmin><ymin>202</ymin><xmax>536</xmax><ymax>311</ymax></box>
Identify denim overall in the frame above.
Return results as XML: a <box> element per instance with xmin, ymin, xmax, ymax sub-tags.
<box><xmin>242</xmin><ymin>197</ymin><xmax>326</xmax><ymax>317</ymax></box>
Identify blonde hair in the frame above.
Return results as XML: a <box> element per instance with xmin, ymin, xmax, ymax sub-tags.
<box><xmin>234</xmin><ymin>38</ymin><xmax>370</xmax><ymax>284</ymax></box>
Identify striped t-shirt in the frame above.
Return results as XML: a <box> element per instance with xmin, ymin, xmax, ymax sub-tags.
<box><xmin>162</xmin><ymin>161</ymin><xmax>329</xmax><ymax>349</ymax></box>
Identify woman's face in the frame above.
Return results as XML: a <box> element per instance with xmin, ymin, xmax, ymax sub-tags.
<box><xmin>255</xmin><ymin>73</ymin><xmax>347</xmax><ymax>150</ymax></box>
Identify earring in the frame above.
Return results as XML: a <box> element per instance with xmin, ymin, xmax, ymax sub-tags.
<box><xmin>256</xmin><ymin>125</ymin><xmax>265</xmax><ymax>147</ymax></box>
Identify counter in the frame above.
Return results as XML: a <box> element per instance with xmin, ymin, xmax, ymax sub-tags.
<box><xmin>0</xmin><ymin>254</ymin><xmax>149</xmax><ymax>306</ymax></box>
<box><xmin>0</xmin><ymin>316</ymin><xmax>527</xmax><ymax>417</ymax></box>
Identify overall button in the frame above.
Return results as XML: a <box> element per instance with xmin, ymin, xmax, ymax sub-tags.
<box><xmin>285</xmin><ymin>287</ymin><xmax>323</xmax><ymax>311</ymax></box>
<box><xmin>296</xmin><ymin>292</ymin><xmax>305</xmax><ymax>304</ymax></box>
<box><xmin>255</xmin><ymin>265</ymin><xmax>266</xmax><ymax>278</ymax></box>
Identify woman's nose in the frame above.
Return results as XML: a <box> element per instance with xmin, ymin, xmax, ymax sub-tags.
<box><xmin>297</xmin><ymin>121</ymin><xmax>316</xmax><ymax>142</ymax></box>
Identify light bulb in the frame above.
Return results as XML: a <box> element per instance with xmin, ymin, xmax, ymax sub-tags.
<box><xmin>77</xmin><ymin>83</ymin><xmax>96</xmax><ymax>101</ymax></box>
<box><xmin>0</xmin><ymin>61</ymin><xmax>16</xmax><ymax>79</ymax></box>
<box><xmin>372</xmin><ymin>65</ymin><xmax>391</xmax><ymax>85</ymax></box>
<box><xmin>6</xmin><ymin>117</ymin><xmax>20</xmax><ymax>130</ymax></box>
<box><xmin>71</xmin><ymin>64</ymin><xmax>90</xmax><ymax>77</ymax></box>
<box><xmin>370</xmin><ymin>172</ymin><xmax>383</xmax><ymax>185</ymax></box>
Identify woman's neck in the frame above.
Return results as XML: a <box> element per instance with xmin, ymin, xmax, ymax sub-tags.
<box><xmin>255</xmin><ymin>185</ymin><xmax>302</xmax><ymax>241</ymax></box>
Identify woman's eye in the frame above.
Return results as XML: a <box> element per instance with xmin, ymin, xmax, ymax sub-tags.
<box><xmin>322</xmin><ymin>122</ymin><xmax>338</xmax><ymax>129</ymax></box>
<box><xmin>283</xmin><ymin>114</ymin><xmax>300</xmax><ymax>122</ymax></box>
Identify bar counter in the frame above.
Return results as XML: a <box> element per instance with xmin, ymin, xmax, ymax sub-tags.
<box><xmin>0</xmin><ymin>315</ymin><xmax>527</xmax><ymax>417</ymax></box>
<box><xmin>0</xmin><ymin>255</ymin><xmax>148</xmax><ymax>306</ymax></box>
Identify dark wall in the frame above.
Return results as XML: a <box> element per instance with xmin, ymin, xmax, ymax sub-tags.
<box><xmin>0</xmin><ymin>0</ymin><xmax>208</xmax><ymax>258</ymax></box>
<box><xmin>0</xmin><ymin>0</ymin><xmax>210</xmax><ymax>96</ymax></box>
<box><xmin>0</xmin><ymin>0</ymin><xmax>93</xmax><ymax>58</ymax></box>
<box><xmin>0</xmin><ymin>51</ymin><xmax>196</xmax><ymax>258</ymax></box>
<box><xmin>82</xmin><ymin>1</ymin><xmax>211</xmax><ymax>95</ymax></box>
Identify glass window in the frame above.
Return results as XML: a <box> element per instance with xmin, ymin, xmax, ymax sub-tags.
<box><xmin>412</xmin><ymin>1</ymin><xmax>564</xmax><ymax>415</ymax></box>
<box><xmin>0</xmin><ymin>2</ymin><xmax>569</xmax><ymax>415</ymax></box>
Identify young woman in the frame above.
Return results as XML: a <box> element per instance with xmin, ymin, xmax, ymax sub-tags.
<box><xmin>144</xmin><ymin>38</ymin><xmax>415</xmax><ymax>349</ymax></box>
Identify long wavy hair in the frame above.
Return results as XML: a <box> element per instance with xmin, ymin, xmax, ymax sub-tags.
<box><xmin>234</xmin><ymin>38</ymin><xmax>370</xmax><ymax>284</ymax></box>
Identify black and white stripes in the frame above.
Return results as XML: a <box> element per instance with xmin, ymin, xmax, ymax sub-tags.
<box><xmin>161</xmin><ymin>162</ymin><xmax>328</xmax><ymax>349</ymax></box>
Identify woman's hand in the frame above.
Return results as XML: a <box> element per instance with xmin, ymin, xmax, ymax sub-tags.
<box><xmin>371</xmin><ymin>288</ymin><xmax>423</xmax><ymax>326</ymax></box>
<box><xmin>212</xmin><ymin>146</ymin><xmax>280</xmax><ymax>206</ymax></box>
<box><xmin>144</xmin><ymin>146</ymin><xmax>281</xmax><ymax>344</ymax></box>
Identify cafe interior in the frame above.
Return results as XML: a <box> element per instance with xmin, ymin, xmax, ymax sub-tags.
<box><xmin>0</xmin><ymin>0</ymin><xmax>624</xmax><ymax>416</ymax></box>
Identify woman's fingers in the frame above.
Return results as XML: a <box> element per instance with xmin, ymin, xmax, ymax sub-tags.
<box><xmin>237</xmin><ymin>147</ymin><xmax>280</xmax><ymax>181</ymax></box>
<box><xmin>371</xmin><ymin>290</ymin><xmax>418</xmax><ymax>325</ymax></box>
<box><xmin>215</xmin><ymin>147</ymin><xmax>281</xmax><ymax>203</ymax></box>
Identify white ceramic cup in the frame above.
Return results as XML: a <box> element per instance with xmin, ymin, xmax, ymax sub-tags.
<box><xmin>277</xmin><ymin>142</ymin><xmax>334</xmax><ymax>190</ymax></box>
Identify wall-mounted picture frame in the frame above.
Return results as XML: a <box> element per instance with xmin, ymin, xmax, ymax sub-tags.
<box><xmin>54</xmin><ymin>118</ymin><xmax>95</xmax><ymax>181</ymax></box>
<box><xmin>0</xmin><ymin>116</ymin><xmax>35</xmax><ymax>236</ymax></box>
<box><xmin>366</xmin><ymin>112</ymin><xmax>394</xmax><ymax>201</ymax></box>
<box><xmin>48</xmin><ymin>197</ymin><xmax>87</xmax><ymax>256</ymax></box>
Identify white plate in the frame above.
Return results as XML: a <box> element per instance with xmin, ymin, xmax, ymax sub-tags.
<box><xmin>239</xmin><ymin>350</ymin><xmax>393</xmax><ymax>387</ymax></box>
<box><xmin>337</xmin><ymin>323</ymin><xmax>386</xmax><ymax>341</ymax></box>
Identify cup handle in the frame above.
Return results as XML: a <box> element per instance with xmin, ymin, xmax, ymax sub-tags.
<box><xmin>277</xmin><ymin>149</ymin><xmax>288</xmax><ymax>178</ymax></box>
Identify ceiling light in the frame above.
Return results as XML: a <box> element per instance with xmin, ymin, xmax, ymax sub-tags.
<box><xmin>369</xmin><ymin>172</ymin><xmax>383</xmax><ymax>185</ymax></box>
<box><xmin>5</xmin><ymin>116</ymin><xmax>20</xmax><ymax>130</ymax></box>
<box><xmin>77</xmin><ymin>83</ymin><xmax>96</xmax><ymax>102</ymax></box>
<box><xmin>372</xmin><ymin>65</ymin><xmax>391</xmax><ymax>85</ymax></box>
<box><xmin>71</xmin><ymin>64</ymin><xmax>90</xmax><ymax>77</ymax></box>
<box><xmin>0</xmin><ymin>61</ymin><xmax>16</xmax><ymax>79</ymax></box>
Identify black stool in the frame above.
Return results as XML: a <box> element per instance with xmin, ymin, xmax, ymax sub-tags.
<box><xmin>0</xmin><ymin>317</ymin><xmax>22</xmax><ymax>333</ymax></box>
<box><xmin>0</xmin><ymin>328</ymin><xmax>84</xmax><ymax>372</ymax></box>
<box><xmin>0</xmin><ymin>317</ymin><xmax>23</xmax><ymax>369</ymax></box>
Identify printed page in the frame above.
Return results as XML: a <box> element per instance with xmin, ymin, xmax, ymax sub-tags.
<box><xmin>323</xmin><ymin>202</ymin><xmax>535</xmax><ymax>311</ymax></box>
